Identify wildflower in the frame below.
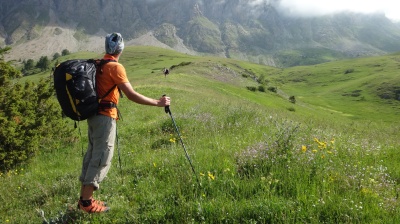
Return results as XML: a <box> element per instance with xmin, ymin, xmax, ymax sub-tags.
<box><xmin>200</xmin><ymin>172</ymin><xmax>205</xmax><ymax>176</ymax></box>
<box><xmin>369</xmin><ymin>178</ymin><xmax>376</xmax><ymax>184</ymax></box>
<box><xmin>153</xmin><ymin>162</ymin><xmax>157</xmax><ymax>168</ymax></box>
<box><xmin>169</xmin><ymin>138</ymin><xmax>176</xmax><ymax>143</ymax></box>
<box><xmin>330</xmin><ymin>139</ymin><xmax>335</xmax><ymax>144</ymax></box>
<box><xmin>207</xmin><ymin>171</ymin><xmax>215</xmax><ymax>180</ymax></box>
<box><xmin>319</xmin><ymin>142</ymin><xmax>327</xmax><ymax>149</ymax></box>
<box><xmin>314</xmin><ymin>138</ymin><xmax>327</xmax><ymax>149</ymax></box>
<box><xmin>301</xmin><ymin>145</ymin><xmax>307</xmax><ymax>152</ymax></box>
<box><xmin>312</xmin><ymin>149</ymin><xmax>318</xmax><ymax>153</ymax></box>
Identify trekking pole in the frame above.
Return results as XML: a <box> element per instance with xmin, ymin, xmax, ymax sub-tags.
<box><xmin>162</xmin><ymin>95</ymin><xmax>201</xmax><ymax>187</ymax></box>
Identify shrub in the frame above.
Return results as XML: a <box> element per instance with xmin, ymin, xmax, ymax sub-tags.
<box><xmin>170</xmin><ymin>61</ymin><xmax>191</xmax><ymax>70</ymax></box>
<box><xmin>257</xmin><ymin>74</ymin><xmax>265</xmax><ymax>84</ymax></box>
<box><xmin>268</xmin><ymin>86</ymin><xmax>277</xmax><ymax>93</ymax></box>
<box><xmin>289</xmin><ymin>95</ymin><xmax>296</xmax><ymax>104</ymax></box>
<box><xmin>0</xmin><ymin>53</ymin><xmax>70</xmax><ymax>172</ymax></box>
<box><xmin>246</xmin><ymin>86</ymin><xmax>257</xmax><ymax>92</ymax></box>
<box><xmin>61</xmin><ymin>49</ymin><xmax>70</xmax><ymax>56</ymax></box>
<box><xmin>287</xmin><ymin>106</ymin><xmax>296</xmax><ymax>112</ymax></box>
<box><xmin>344</xmin><ymin>68</ymin><xmax>354</xmax><ymax>74</ymax></box>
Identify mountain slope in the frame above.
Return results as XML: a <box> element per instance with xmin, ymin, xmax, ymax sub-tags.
<box><xmin>1</xmin><ymin>0</ymin><xmax>400</xmax><ymax>67</ymax></box>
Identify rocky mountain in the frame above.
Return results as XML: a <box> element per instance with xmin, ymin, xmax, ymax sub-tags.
<box><xmin>1</xmin><ymin>0</ymin><xmax>400</xmax><ymax>67</ymax></box>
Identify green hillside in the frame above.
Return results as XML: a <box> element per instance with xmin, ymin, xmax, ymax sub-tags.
<box><xmin>2</xmin><ymin>47</ymin><xmax>400</xmax><ymax>223</ymax></box>
<box><xmin>275</xmin><ymin>53</ymin><xmax>400</xmax><ymax>122</ymax></box>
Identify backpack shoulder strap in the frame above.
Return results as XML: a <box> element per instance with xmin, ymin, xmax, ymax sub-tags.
<box><xmin>99</xmin><ymin>84</ymin><xmax>118</xmax><ymax>100</ymax></box>
<box><xmin>93</xmin><ymin>59</ymin><xmax>124</xmax><ymax>99</ymax></box>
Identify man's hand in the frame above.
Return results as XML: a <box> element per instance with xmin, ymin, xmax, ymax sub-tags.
<box><xmin>158</xmin><ymin>95</ymin><xmax>171</xmax><ymax>107</ymax></box>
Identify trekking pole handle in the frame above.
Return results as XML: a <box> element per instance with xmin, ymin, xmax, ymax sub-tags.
<box><xmin>162</xmin><ymin>94</ymin><xmax>171</xmax><ymax>114</ymax></box>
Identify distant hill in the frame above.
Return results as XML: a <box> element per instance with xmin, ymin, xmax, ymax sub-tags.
<box><xmin>2</xmin><ymin>0</ymin><xmax>400</xmax><ymax>67</ymax></box>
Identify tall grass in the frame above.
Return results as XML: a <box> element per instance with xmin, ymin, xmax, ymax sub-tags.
<box><xmin>1</xmin><ymin>47</ymin><xmax>400</xmax><ymax>223</ymax></box>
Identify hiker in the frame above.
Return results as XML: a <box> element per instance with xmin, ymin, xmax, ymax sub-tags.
<box><xmin>163</xmin><ymin>67</ymin><xmax>169</xmax><ymax>77</ymax></box>
<box><xmin>78</xmin><ymin>32</ymin><xmax>171</xmax><ymax>213</ymax></box>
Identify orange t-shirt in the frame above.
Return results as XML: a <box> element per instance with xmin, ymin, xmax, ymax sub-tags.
<box><xmin>96</xmin><ymin>54</ymin><xmax>129</xmax><ymax>119</ymax></box>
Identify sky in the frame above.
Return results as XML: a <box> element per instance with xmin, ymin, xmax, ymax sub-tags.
<box><xmin>254</xmin><ymin>0</ymin><xmax>400</xmax><ymax>21</ymax></box>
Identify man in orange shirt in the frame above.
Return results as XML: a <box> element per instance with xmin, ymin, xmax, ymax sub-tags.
<box><xmin>78</xmin><ymin>33</ymin><xmax>171</xmax><ymax>213</ymax></box>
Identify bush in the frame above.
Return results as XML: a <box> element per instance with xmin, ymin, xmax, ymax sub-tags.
<box><xmin>344</xmin><ymin>68</ymin><xmax>354</xmax><ymax>74</ymax></box>
<box><xmin>61</xmin><ymin>49</ymin><xmax>70</xmax><ymax>56</ymax></box>
<box><xmin>0</xmin><ymin>56</ymin><xmax>70</xmax><ymax>172</ymax></box>
<box><xmin>287</xmin><ymin>106</ymin><xmax>296</xmax><ymax>112</ymax></box>
<box><xmin>289</xmin><ymin>95</ymin><xmax>296</xmax><ymax>104</ymax></box>
<box><xmin>246</xmin><ymin>86</ymin><xmax>257</xmax><ymax>92</ymax></box>
<box><xmin>268</xmin><ymin>86</ymin><xmax>277</xmax><ymax>93</ymax></box>
<box><xmin>170</xmin><ymin>61</ymin><xmax>191</xmax><ymax>70</ymax></box>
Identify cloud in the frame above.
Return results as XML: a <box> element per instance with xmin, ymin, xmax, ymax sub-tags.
<box><xmin>245</xmin><ymin>0</ymin><xmax>400</xmax><ymax>21</ymax></box>
<box><xmin>281</xmin><ymin>0</ymin><xmax>400</xmax><ymax>21</ymax></box>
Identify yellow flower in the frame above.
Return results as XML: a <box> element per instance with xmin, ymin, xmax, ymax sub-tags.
<box><xmin>330</xmin><ymin>139</ymin><xmax>335</xmax><ymax>144</ymax></box>
<box><xmin>200</xmin><ymin>172</ymin><xmax>205</xmax><ymax>176</ymax></box>
<box><xmin>153</xmin><ymin>162</ymin><xmax>157</xmax><ymax>168</ymax></box>
<box><xmin>301</xmin><ymin>145</ymin><xmax>307</xmax><ymax>152</ymax></box>
<box><xmin>207</xmin><ymin>171</ymin><xmax>215</xmax><ymax>180</ymax></box>
<box><xmin>312</xmin><ymin>149</ymin><xmax>318</xmax><ymax>153</ymax></box>
<box><xmin>169</xmin><ymin>138</ymin><xmax>176</xmax><ymax>143</ymax></box>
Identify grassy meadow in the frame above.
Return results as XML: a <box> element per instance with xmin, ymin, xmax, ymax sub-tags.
<box><xmin>1</xmin><ymin>46</ymin><xmax>400</xmax><ymax>223</ymax></box>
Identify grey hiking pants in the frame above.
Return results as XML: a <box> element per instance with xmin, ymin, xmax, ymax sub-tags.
<box><xmin>79</xmin><ymin>114</ymin><xmax>116</xmax><ymax>190</ymax></box>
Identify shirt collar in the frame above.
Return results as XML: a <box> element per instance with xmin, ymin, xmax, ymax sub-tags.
<box><xmin>103</xmin><ymin>54</ymin><xmax>119</xmax><ymax>62</ymax></box>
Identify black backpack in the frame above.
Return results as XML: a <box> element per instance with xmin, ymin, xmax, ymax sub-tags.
<box><xmin>53</xmin><ymin>59</ymin><xmax>117</xmax><ymax>121</ymax></box>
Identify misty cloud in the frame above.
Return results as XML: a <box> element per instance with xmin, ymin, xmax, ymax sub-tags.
<box><xmin>275</xmin><ymin>0</ymin><xmax>400</xmax><ymax>21</ymax></box>
<box><xmin>146</xmin><ymin>0</ymin><xmax>399</xmax><ymax>21</ymax></box>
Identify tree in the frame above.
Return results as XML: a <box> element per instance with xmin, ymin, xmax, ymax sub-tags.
<box><xmin>36</xmin><ymin>56</ymin><xmax>50</xmax><ymax>71</ymax></box>
<box><xmin>61</xmin><ymin>49</ymin><xmax>70</xmax><ymax>56</ymax></box>
<box><xmin>24</xmin><ymin>59</ymin><xmax>35</xmax><ymax>71</ymax></box>
<box><xmin>53</xmin><ymin>52</ymin><xmax>61</xmax><ymax>60</ymax></box>
<box><xmin>0</xmin><ymin>46</ymin><xmax>11</xmax><ymax>60</ymax></box>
